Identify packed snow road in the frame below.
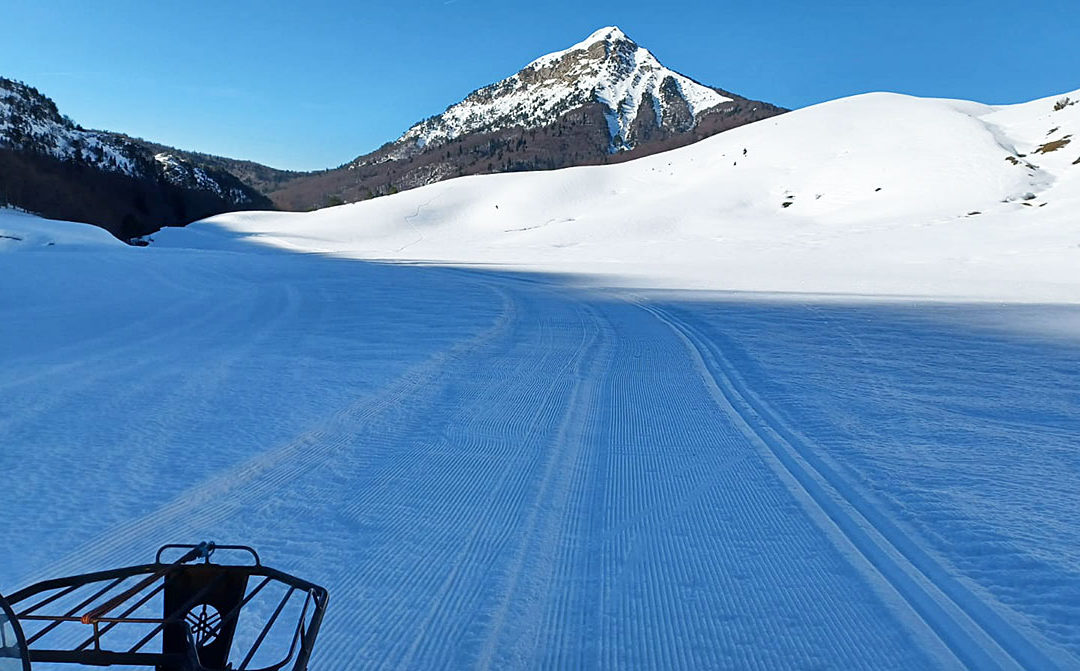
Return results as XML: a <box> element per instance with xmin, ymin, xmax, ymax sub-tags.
<box><xmin>2</xmin><ymin>245</ymin><xmax>1079</xmax><ymax>669</ymax></box>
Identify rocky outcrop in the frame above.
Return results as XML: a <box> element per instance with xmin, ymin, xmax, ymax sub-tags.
<box><xmin>270</xmin><ymin>27</ymin><xmax>785</xmax><ymax>210</ymax></box>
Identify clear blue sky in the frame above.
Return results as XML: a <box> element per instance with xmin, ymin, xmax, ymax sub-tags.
<box><xmin>3</xmin><ymin>0</ymin><xmax>1076</xmax><ymax>171</ymax></box>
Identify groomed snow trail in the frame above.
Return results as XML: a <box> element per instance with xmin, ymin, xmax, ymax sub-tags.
<box><xmin>3</xmin><ymin>248</ymin><xmax>1079</xmax><ymax>669</ymax></box>
<box><xmin>640</xmin><ymin>302</ymin><xmax>1064</xmax><ymax>670</ymax></box>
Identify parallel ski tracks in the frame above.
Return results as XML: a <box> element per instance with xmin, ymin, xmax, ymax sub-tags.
<box><xmin>332</xmin><ymin>291</ymin><xmax>611</xmax><ymax>670</ymax></box>
<box><xmin>639</xmin><ymin>300</ymin><xmax>1065</xmax><ymax>671</ymax></box>
<box><xmin>13</xmin><ymin>257</ymin><xmax>1073</xmax><ymax>668</ymax></box>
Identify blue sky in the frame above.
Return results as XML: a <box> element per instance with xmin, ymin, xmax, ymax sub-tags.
<box><xmin>3</xmin><ymin>0</ymin><xmax>1076</xmax><ymax>170</ymax></box>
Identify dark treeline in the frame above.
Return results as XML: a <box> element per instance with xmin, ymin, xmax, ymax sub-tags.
<box><xmin>0</xmin><ymin>148</ymin><xmax>272</xmax><ymax>241</ymax></box>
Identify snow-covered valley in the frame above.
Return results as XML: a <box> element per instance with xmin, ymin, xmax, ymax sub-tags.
<box><xmin>3</xmin><ymin>84</ymin><xmax>1080</xmax><ymax>669</ymax></box>
<box><xmin>3</xmin><ymin>207</ymin><xmax>1080</xmax><ymax>668</ymax></box>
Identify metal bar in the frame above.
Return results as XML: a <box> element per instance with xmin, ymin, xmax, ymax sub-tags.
<box><xmin>25</xmin><ymin>576</ymin><xmax>126</xmax><ymax>646</ymax></box>
<box><xmin>205</xmin><ymin>575</ymin><xmax>272</xmax><ymax>642</ymax></box>
<box><xmin>274</xmin><ymin>591</ymin><xmax>312</xmax><ymax>671</ymax></box>
<box><xmin>160</xmin><ymin>543</ymin><xmax>260</xmax><ymax>567</ymax></box>
<box><xmin>249</xmin><ymin>591</ymin><xmax>312</xmax><ymax>671</ymax></box>
<box><xmin>29</xmin><ymin>648</ymin><xmax>185</xmax><ymax>666</ymax></box>
<box><xmin>293</xmin><ymin>588</ymin><xmax>328</xmax><ymax>671</ymax></box>
<box><xmin>127</xmin><ymin>571</ymin><xmax>228</xmax><ymax>654</ymax></box>
<box><xmin>154</xmin><ymin>542</ymin><xmax>214</xmax><ymax>565</ymax></box>
<box><xmin>73</xmin><ymin>577</ymin><xmax>169</xmax><ymax>652</ymax></box>
<box><xmin>79</xmin><ymin>546</ymin><xmax>202</xmax><ymax>625</ymax></box>
<box><xmin>210</xmin><ymin>544</ymin><xmax>261</xmax><ymax>566</ymax></box>
<box><xmin>238</xmin><ymin>586</ymin><xmax>295</xmax><ymax>671</ymax></box>
<box><xmin>20</xmin><ymin>615</ymin><xmax>162</xmax><ymax>624</ymax></box>
<box><xmin>247</xmin><ymin>567</ymin><xmax>323</xmax><ymax>594</ymax></box>
<box><xmin>7</xmin><ymin>564</ymin><xmax>162</xmax><ymax>609</ymax></box>
<box><xmin>16</xmin><ymin>583</ymin><xmax>80</xmax><ymax>617</ymax></box>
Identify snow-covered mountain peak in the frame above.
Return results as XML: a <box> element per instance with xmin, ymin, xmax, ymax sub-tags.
<box><xmin>528</xmin><ymin>25</ymin><xmax>634</xmax><ymax>67</ymax></box>
<box><xmin>587</xmin><ymin>25</ymin><xmax>628</xmax><ymax>43</ymax></box>
<box><xmin>396</xmin><ymin>26</ymin><xmax>734</xmax><ymax>153</ymax></box>
<box><xmin>525</xmin><ymin>25</ymin><xmax>656</xmax><ymax>76</ymax></box>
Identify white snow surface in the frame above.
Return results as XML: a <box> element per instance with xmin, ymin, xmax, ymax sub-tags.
<box><xmin>0</xmin><ymin>207</ymin><xmax>121</xmax><ymax>250</ymax></box>
<box><xmin>5</xmin><ymin>211</ymin><xmax>1080</xmax><ymax>669</ymax></box>
<box><xmin>176</xmin><ymin>88</ymin><xmax>1080</xmax><ymax>303</ymax></box>
<box><xmin>395</xmin><ymin>26</ymin><xmax>731</xmax><ymax>152</ymax></box>
<box><xmin>5</xmin><ymin>88</ymin><xmax>1080</xmax><ymax>670</ymax></box>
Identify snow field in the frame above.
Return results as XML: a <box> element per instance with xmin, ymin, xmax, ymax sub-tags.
<box><xmin>4</xmin><ymin>234</ymin><xmax>1080</xmax><ymax>668</ymax></box>
<box><xmin>661</xmin><ymin>299</ymin><xmax>1080</xmax><ymax>664</ymax></box>
<box><xmin>168</xmin><ymin>88</ymin><xmax>1080</xmax><ymax>303</ymax></box>
<box><xmin>6</xmin><ymin>84</ymin><xmax>1080</xmax><ymax>669</ymax></box>
<box><xmin>0</xmin><ymin>208</ymin><xmax>121</xmax><ymax>251</ymax></box>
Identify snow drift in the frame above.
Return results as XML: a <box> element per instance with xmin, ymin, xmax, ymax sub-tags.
<box><xmin>0</xmin><ymin>208</ymin><xmax>122</xmax><ymax>251</ymax></box>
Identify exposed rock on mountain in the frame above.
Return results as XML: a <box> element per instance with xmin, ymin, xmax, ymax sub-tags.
<box><xmin>1</xmin><ymin>27</ymin><xmax>785</xmax><ymax>226</ymax></box>
<box><xmin>269</xmin><ymin>27</ymin><xmax>785</xmax><ymax>210</ymax></box>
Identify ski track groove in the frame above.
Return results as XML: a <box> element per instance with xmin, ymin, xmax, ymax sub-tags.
<box><xmin>639</xmin><ymin>300</ymin><xmax>1065</xmax><ymax>671</ymax></box>
<box><xmin>22</xmin><ymin>272</ymin><xmax>517</xmax><ymax>584</ymax></box>
<box><xmin>8</xmin><ymin>257</ymin><xmax>1073</xmax><ymax>669</ymax></box>
<box><xmin>340</xmin><ymin>291</ymin><xmax>604</xmax><ymax>669</ymax></box>
<box><xmin>473</xmin><ymin>301</ymin><xmax>609</xmax><ymax>670</ymax></box>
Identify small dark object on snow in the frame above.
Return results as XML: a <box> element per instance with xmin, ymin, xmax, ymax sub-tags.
<box><xmin>0</xmin><ymin>542</ymin><xmax>327</xmax><ymax>671</ymax></box>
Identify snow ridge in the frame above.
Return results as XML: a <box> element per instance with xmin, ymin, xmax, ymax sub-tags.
<box><xmin>398</xmin><ymin>26</ymin><xmax>732</xmax><ymax>153</ymax></box>
<box><xmin>167</xmin><ymin>87</ymin><xmax>1080</xmax><ymax>304</ymax></box>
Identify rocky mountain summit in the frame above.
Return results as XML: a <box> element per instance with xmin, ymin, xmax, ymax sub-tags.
<box><xmin>0</xmin><ymin>27</ymin><xmax>785</xmax><ymax>233</ymax></box>
<box><xmin>269</xmin><ymin>27</ymin><xmax>785</xmax><ymax>209</ymax></box>
<box><xmin>398</xmin><ymin>27</ymin><xmax>736</xmax><ymax>152</ymax></box>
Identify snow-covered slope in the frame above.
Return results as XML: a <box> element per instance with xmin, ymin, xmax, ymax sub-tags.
<box><xmin>397</xmin><ymin>26</ymin><xmax>734</xmax><ymax>153</ymax></box>
<box><xmin>164</xmin><ymin>88</ymin><xmax>1080</xmax><ymax>302</ymax></box>
<box><xmin>0</xmin><ymin>208</ymin><xmax>122</xmax><ymax>251</ymax></box>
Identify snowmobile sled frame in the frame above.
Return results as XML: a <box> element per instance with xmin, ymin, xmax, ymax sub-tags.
<box><xmin>1</xmin><ymin>542</ymin><xmax>327</xmax><ymax>671</ymax></box>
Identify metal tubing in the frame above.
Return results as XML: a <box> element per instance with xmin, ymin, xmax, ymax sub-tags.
<box><xmin>73</xmin><ymin>577</ymin><xmax>169</xmax><ymax>651</ymax></box>
<box><xmin>238</xmin><ymin>586</ymin><xmax>295</xmax><ymax>671</ymax></box>
<box><xmin>25</xmin><ymin>576</ymin><xmax>126</xmax><ymax>646</ymax></box>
